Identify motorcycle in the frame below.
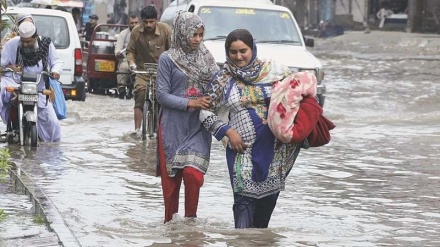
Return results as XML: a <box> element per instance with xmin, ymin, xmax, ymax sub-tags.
<box><xmin>0</xmin><ymin>68</ymin><xmax>52</xmax><ymax>147</ymax></box>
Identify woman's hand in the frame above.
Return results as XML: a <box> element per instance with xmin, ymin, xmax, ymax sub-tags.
<box><xmin>226</xmin><ymin>129</ymin><xmax>248</xmax><ymax>153</ymax></box>
<box><xmin>188</xmin><ymin>96</ymin><xmax>211</xmax><ymax>110</ymax></box>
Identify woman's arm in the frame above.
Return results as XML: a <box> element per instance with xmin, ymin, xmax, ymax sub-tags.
<box><xmin>156</xmin><ymin>54</ymin><xmax>191</xmax><ymax>111</ymax></box>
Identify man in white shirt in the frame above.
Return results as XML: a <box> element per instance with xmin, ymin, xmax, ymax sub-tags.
<box><xmin>0</xmin><ymin>21</ymin><xmax>63</xmax><ymax>142</ymax></box>
<box><xmin>115</xmin><ymin>14</ymin><xmax>139</xmax><ymax>99</ymax></box>
<box><xmin>376</xmin><ymin>3</ymin><xmax>394</xmax><ymax>28</ymax></box>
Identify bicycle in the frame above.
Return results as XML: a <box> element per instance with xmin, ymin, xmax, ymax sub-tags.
<box><xmin>130</xmin><ymin>63</ymin><xmax>158</xmax><ymax>140</ymax></box>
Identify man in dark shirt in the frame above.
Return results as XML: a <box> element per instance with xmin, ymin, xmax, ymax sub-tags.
<box><xmin>83</xmin><ymin>14</ymin><xmax>99</xmax><ymax>41</ymax></box>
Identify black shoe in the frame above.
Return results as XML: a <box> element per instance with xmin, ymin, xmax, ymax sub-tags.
<box><xmin>118</xmin><ymin>93</ymin><xmax>125</xmax><ymax>99</ymax></box>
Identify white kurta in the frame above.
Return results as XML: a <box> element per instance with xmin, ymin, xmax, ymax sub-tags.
<box><xmin>0</xmin><ymin>36</ymin><xmax>64</xmax><ymax>142</ymax></box>
<box><xmin>115</xmin><ymin>28</ymin><xmax>131</xmax><ymax>87</ymax></box>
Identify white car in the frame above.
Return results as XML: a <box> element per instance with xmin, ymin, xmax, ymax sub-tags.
<box><xmin>2</xmin><ymin>7</ymin><xmax>86</xmax><ymax>101</ymax></box>
<box><xmin>161</xmin><ymin>0</ymin><xmax>326</xmax><ymax>106</ymax></box>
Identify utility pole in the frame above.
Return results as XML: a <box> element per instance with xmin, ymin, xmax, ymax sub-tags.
<box><xmin>349</xmin><ymin>0</ymin><xmax>352</xmax><ymax>14</ymax></box>
<box><xmin>406</xmin><ymin>0</ymin><xmax>415</xmax><ymax>33</ymax></box>
<box><xmin>363</xmin><ymin>0</ymin><xmax>369</xmax><ymax>31</ymax></box>
<box><xmin>305</xmin><ymin>0</ymin><xmax>310</xmax><ymax>28</ymax></box>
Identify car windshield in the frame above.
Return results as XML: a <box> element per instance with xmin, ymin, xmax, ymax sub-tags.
<box><xmin>199</xmin><ymin>6</ymin><xmax>302</xmax><ymax>45</ymax></box>
<box><xmin>1</xmin><ymin>14</ymin><xmax>69</xmax><ymax>49</ymax></box>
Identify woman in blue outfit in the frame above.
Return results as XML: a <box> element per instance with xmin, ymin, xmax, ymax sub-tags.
<box><xmin>200</xmin><ymin>29</ymin><xmax>298</xmax><ymax>228</ymax></box>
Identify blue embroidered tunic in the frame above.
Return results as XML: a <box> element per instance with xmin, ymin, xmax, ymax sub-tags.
<box><xmin>200</xmin><ymin>59</ymin><xmax>297</xmax><ymax>199</ymax></box>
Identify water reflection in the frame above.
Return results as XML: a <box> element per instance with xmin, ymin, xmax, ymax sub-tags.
<box><xmin>125</xmin><ymin>137</ymin><xmax>158</xmax><ymax>176</ymax></box>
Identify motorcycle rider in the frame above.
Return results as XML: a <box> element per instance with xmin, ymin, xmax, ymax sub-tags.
<box><xmin>114</xmin><ymin>14</ymin><xmax>139</xmax><ymax>99</ymax></box>
<box><xmin>0</xmin><ymin>21</ymin><xmax>63</xmax><ymax>142</ymax></box>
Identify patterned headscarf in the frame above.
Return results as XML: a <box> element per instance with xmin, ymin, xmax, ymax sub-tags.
<box><xmin>166</xmin><ymin>11</ymin><xmax>218</xmax><ymax>83</ymax></box>
<box><xmin>206</xmin><ymin>30</ymin><xmax>290</xmax><ymax>107</ymax></box>
<box><xmin>17</xmin><ymin>36</ymin><xmax>51</xmax><ymax>69</ymax></box>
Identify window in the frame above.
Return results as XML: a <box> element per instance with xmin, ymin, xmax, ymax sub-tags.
<box><xmin>199</xmin><ymin>7</ymin><xmax>301</xmax><ymax>45</ymax></box>
<box><xmin>33</xmin><ymin>15</ymin><xmax>70</xmax><ymax>49</ymax></box>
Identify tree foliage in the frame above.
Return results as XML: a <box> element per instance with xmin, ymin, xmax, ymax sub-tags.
<box><xmin>0</xmin><ymin>148</ymin><xmax>11</xmax><ymax>182</ymax></box>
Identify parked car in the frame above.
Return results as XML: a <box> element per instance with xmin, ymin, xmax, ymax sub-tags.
<box><xmin>2</xmin><ymin>7</ymin><xmax>86</xmax><ymax>101</ymax></box>
<box><xmin>161</xmin><ymin>0</ymin><xmax>326</xmax><ymax>106</ymax></box>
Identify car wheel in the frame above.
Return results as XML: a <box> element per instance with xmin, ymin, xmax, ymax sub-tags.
<box><xmin>80</xmin><ymin>89</ymin><xmax>87</xmax><ymax>101</ymax></box>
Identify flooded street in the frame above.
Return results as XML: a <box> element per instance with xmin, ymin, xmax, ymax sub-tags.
<box><xmin>1</xmin><ymin>31</ymin><xmax>440</xmax><ymax>246</ymax></box>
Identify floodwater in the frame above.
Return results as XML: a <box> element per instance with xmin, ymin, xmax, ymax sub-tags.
<box><xmin>1</xmin><ymin>49</ymin><xmax>440</xmax><ymax>246</ymax></box>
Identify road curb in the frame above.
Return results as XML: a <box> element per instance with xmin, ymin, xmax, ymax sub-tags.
<box><xmin>8</xmin><ymin>162</ymin><xmax>82</xmax><ymax>247</ymax></box>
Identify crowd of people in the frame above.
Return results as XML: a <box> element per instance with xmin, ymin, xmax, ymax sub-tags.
<box><xmin>1</xmin><ymin>5</ymin><xmax>330</xmax><ymax>229</ymax></box>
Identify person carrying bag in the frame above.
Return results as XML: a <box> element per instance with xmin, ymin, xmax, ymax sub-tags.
<box><xmin>49</xmin><ymin>78</ymin><xmax>67</xmax><ymax>120</ymax></box>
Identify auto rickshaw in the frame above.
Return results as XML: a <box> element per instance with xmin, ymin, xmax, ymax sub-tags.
<box><xmin>81</xmin><ymin>24</ymin><xmax>128</xmax><ymax>95</ymax></box>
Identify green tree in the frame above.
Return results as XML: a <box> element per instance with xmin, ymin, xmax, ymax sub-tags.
<box><xmin>0</xmin><ymin>147</ymin><xmax>11</xmax><ymax>182</ymax></box>
<box><xmin>0</xmin><ymin>147</ymin><xmax>11</xmax><ymax>223</ymax></box>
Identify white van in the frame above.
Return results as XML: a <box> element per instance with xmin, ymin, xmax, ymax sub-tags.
<box><xmin>3</xmin><ymin>7</ymin><xmax>86</xmax><ymax>101</ymax></box>
<box><xmin>161</xmin><ymin>0</ymin><xmax>326</xmax><ymax>106</ymax></box>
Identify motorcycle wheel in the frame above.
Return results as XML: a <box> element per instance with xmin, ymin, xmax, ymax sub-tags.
<box><xmin>142</xmin><ymin>100</ymin><xmax>150</xmax><ymax>141</ymax></box>
<box><xmin>30</xmin><ymin>123</ymin><xmax>37</xmax><ymax>147</ymax></box>
<box><xmin>23</xmin><ymin>121</ymin><xmax>38</xmax><ymax>147</ymax></box>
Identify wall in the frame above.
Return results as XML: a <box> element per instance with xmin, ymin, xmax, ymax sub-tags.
<box><xmin>128</xmin><ymin>0</ymin><xmax>164</xmax><ymax>19</ymax></box>
<box><xmin>335</xmin><ymin>0</ymin><xmax>367</xmax><ymax>23</ymax></box>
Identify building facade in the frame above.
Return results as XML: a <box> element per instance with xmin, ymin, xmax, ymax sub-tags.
<box><xmin>278</xmin><ymin>0</ymin><xmax>439</xmax><ymax>33</ymax></box>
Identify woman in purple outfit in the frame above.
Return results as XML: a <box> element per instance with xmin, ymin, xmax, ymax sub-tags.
<box><xmin>155</xmin><ymin>11</ymin><xmax>218</xmax><ymax>223</ymax></box>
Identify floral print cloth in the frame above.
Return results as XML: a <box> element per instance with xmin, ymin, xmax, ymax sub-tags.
<box><xmin>267</xmin><ymin>71</ymin><xmax>317</xmax><ymax>143</ymax></box>
<box><xmin>200</xmin><ymin>57</ymin><xmax>301</xmax><ymax>199</ymax></box>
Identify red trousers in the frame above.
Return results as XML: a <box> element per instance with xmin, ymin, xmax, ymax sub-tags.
<box><xmin>158</xmin><ymin>126</ymin><xmax>204</xmax><ymax>223</ymax></box>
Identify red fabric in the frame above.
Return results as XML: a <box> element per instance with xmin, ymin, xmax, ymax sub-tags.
<box><xmin>183</xmin><ymin>167</ymin><xmax>204</xmax><ymax>218</ymax></box>
<box><xmin>290</xmin><ymin>96</ymin><xmax>335</xmax><ymax>147</ymax></box>
<box><xmin>157</xmin><ymin>124</ymin><xmax>204</xmax><ymax>223</ymax></box>
<box><xmin>308</xmin><ymin>114</ymin><xmax>335</xmax><ymax>147</ymax></box>
<box><xmin>290</xmin><ymin>96</ymin><xmax>322</xmax><ymax>143</ymax></box>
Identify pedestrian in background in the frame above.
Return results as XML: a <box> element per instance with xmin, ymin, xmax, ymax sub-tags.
<box><xmin>1</xmin><ymin>12</ymin><xmax>34</xmax><ymax>47</ymax></box>
<box><xmin>376</xmin><ymin>2</ymin><xmax>394</xmax><ymax>28</ymax></box>
<box><xmin>115</xmin><ymin>14</ymin><xmax>139</xmax><ymax>99</ymax></box>
<box><xmin>200</xmin><ymin>29</ymin><xmax>308</xmax><ymax>228</ymax></box>
<box><xmin>155</xmin><ymin>10</ymin><xmax>218</xmax><ymax>223</ymax></box>
<box><xmin>83</xmin><ymin>14</ymin><xmax>99</xmax><ymax>41</ymax></box>
<box><xmin>126</xmin><ymin>6</ymin><xmax>171</xmax><ymax>138</ymax></box>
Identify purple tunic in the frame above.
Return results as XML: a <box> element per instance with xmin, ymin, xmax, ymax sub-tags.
<box><xmin>156</xmin><ymin>53</ymin><xmax>212</xmax><ymax>177</ymax></box>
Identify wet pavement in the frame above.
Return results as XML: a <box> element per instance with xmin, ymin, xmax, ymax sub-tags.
<box><xmin>0</xmin><ymin>174</ymin><xmax>61</xmax><ymax>247</ymax></box>
<box><xmin>1</xmin><ymin>31</ymin><xmax>439</xmax><ymax>247</ymax></box>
